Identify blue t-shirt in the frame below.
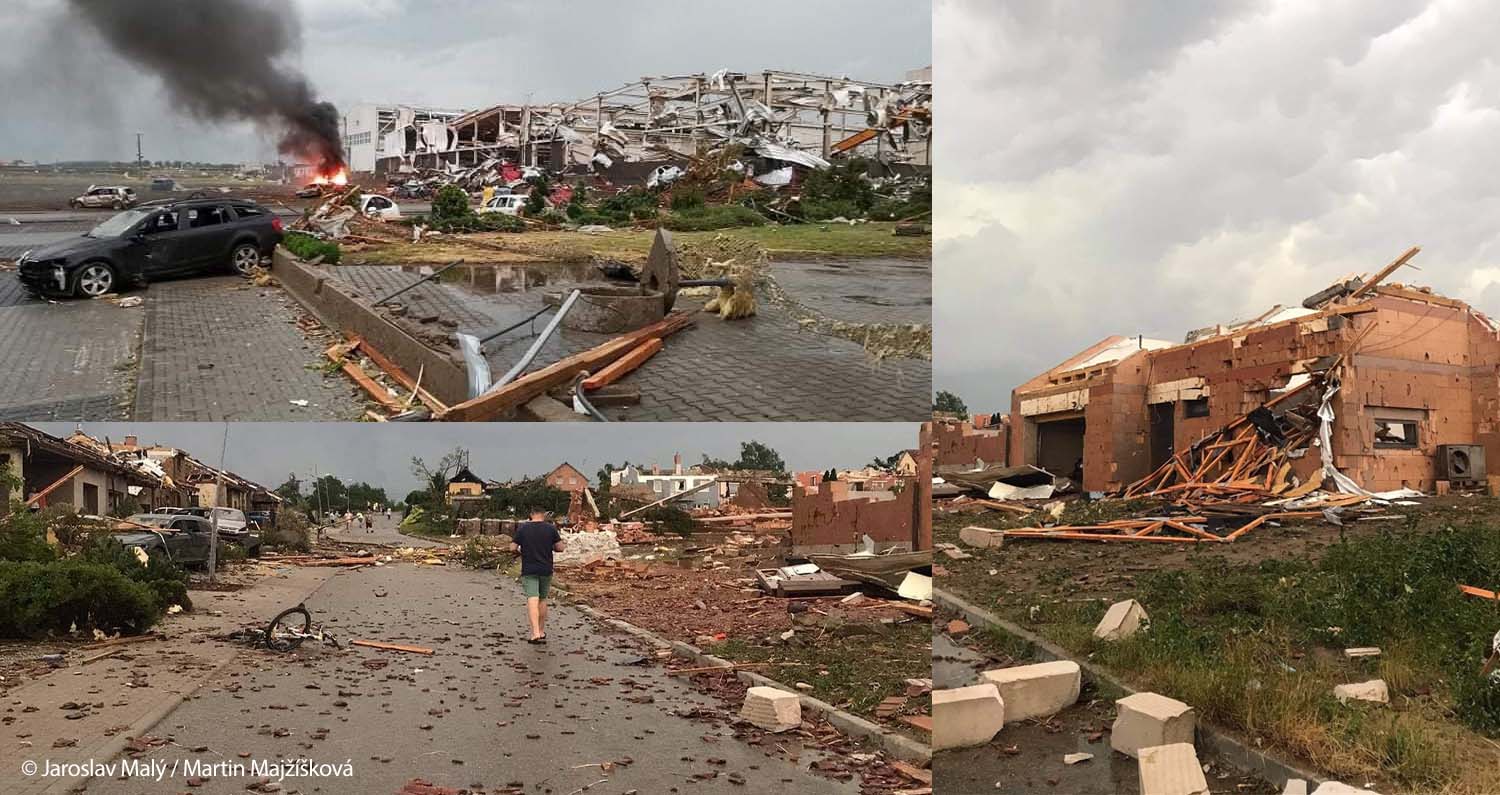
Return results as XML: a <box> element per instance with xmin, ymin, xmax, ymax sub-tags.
<box><xmin>513</xmin><ymin>521</ymin><xmax>561</xmax><ymax>576</ymax></box>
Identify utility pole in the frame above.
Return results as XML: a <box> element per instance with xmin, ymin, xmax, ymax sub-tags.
<box><xmin>135</xmin><ymin>133</ymin><xmax>144</xmax><ymax>169</ymax></box>
<box><xmin>208</xmin><ymin>423</ymin><xmax>229</xmax><ymax>582</ymax></box>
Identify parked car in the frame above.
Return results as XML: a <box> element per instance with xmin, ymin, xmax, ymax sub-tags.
<box><xmin>246</xmin><ymin>510</ymin><xmax>272</xmax><ymax>529</ymax></box>
<box><xmin>113</xmin><ymin>513</ymin><xmax>262</xmax><ymax>564</ymax></box>
<box><xmin>149</xmin><ymin>176</ymin><xmax>177</xmax><ymax>192</ymax></box>
<box><xmin>477</xmin><ymin>194</ymin><xmax>526</xmax><ymax>216</ymax></box>
<box><xmin>359</xmin><ymin>193</ymin><xmax>401</xmax><ymax>220</ymax></box>
<box><xmin>69</xmin><ymin>185</ymin><xmax>137</xmax><ymax>210</ymax></box>
<box><xmin>15</xmin><ymin>198</ymin><xmax>283</xmax><ymax>298</ymax></box>
<box><xmin>178</xmin><ymin>506</ymin><xmax>250</xmax><ymax>533</ymax></box>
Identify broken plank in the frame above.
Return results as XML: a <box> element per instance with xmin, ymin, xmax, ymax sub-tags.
<box><xmin>350</xmin><ymin>639</ymin><xmax>435</xmax><ymax>655</ymax></box>
<box><xmin>582</xmin><ymin>337</ymin><xmax>662</xmax><ymax>390</ymax></box>
<box><xmin>439</xmin><ymin>312</ymin><xmax>695</xmax><ymax>421</ymax></box>
<box><xmin>889</xmin><ymin>603</ymin><xmax>933</xmax><ymax>619</ymax></box>
<box><xmin>349</xmin><ymin>336</ymin><xmax>447</xmax><ymax>412</ymax></box>
<box><xmin>890</xmin><ymin>761</ymin><xmax>932</xmax><ymax>784</ymax></box>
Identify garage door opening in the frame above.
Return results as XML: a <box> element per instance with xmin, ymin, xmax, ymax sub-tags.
<box><xmin>1036</xmin><ymin>416</ymin><xmax>1086</xmax><ymax>482</ymax></box>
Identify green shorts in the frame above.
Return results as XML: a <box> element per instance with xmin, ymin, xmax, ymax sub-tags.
<box><xmin>520</xmin><ymin>574</ymin><xmax>552</xmax><ymax>599</ymax></box>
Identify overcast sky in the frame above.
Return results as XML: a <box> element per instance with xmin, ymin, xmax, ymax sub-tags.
<box><xmin>935</xmin><ymin>0</ymin><xmax>1500</xmax><ymax>412</ymax></box>
<box><xmin>0</xmin><ymin>0</ymin><xmax>930</xmax><ymax>164</ymax></box>
<box><xmin>30</xmin><ymin>422</ymin><xmax>918</xmax><ymax>499</ymax></box>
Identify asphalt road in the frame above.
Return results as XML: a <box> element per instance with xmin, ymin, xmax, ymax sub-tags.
<box><xmin>82</xmin><ymin>562</ymin><xmax>857</xmax><ymax>794</ymax></box>
<box><xmin>323</xmin><ymin>511</ymin><xmax>446</xmax><ymax>548</ymax></box>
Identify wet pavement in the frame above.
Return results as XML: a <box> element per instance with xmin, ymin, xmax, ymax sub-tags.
<box><xmin>81</xmin><ymin>562</ymin><xmax>859</xmax><ymax>794</ymax></box>
<box><xmin>932</xmin><ymin>633</ymin><xmax>1274</xmax><ymax>795</ymax></box>
<box><xmin>771</xmin><ymin>258</ymin><xmax>931</xmax><ymax>326</ymax></box>
<box><xmin>326</xmin><ymin>262</ymin><xmax>930</xmax><ymax>421</ymax></box>
<box><xmin>323</xmin><ymin>511</ymin><xmax>446</xmax><ymax>548</ymax></box>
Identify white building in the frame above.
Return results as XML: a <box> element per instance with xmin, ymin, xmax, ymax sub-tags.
<box><xmin>609</xmin><ymin>454</ymin><xmax>735</xmax><ymax>508</ymax></box>
<box><xmin>343</xmin><ymin>103</ymin><xmax>471</xmax><ymax>174</ymax></box>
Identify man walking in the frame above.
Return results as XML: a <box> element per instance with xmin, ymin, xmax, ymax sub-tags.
<box><xmin>511</xmin><ymin>508</ymin><xmax>564</xmax><ymax>644</ymax></box>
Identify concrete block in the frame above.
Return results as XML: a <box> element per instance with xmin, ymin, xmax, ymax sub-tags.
<box><xmin>1343</xmin><ymin>647</ymin><xmax>1381</xmax><ymax>659</ymax></box>
<box><xmin>932</xmin><ymin>683</ymin><xmax>1005</xmax><ymax>751</ymax></box>
<box><xmin>1333</xmin><ymin>679</ymin><xmax>1388</xmax><ymax>705</ymax></box>
<box><xmin>959</xmin><ymin>525</ymin><xmax>1004</xmax><ymax>549</ymax></box>
<box><xmin>979</xmin><ymin>660</ymin><xmax>1081</xmax><ymax>723</ymax></box>
<box><xmin>1111</xmin><ymin>692</ymin><xmax>1196</xmax><ymax>759</ymax></box>
<box><xmin>1136</xmin><ymin>743</ymin><xmax>1209</xmax><ymax>795</ymax></box>
<box><xmin>1094</xmin><ymin>598</ymin><xmax>1149</xmax><ymax>641</ymax></box>
<box><xmin>1312</xmin><ymin>784</ymin><xmax>1381</xmax><ymax>795</ymax></box>
<box><xmin>740</xmin><ymin>686</ymin><xmax>801</xmax><ymax>732</ymax></box>
<box><xmin>1281</xmin><ymin>779</ymin><xmax>1308</xmax><ymax>795</ymax></box>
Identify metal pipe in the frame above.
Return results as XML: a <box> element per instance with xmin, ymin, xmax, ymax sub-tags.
<box><xmin>485</xmin><ymin>288</ymin><xmax>581</xmax><ymax>394</ymax></box>
<box><xmin>372</xmin><ymin>259</ymin><xmax>464</xmax><ymax>305</ymax></box>
<box><xmin>478</xmin><ymin>305</ymin><xmax>550</xmax><ymax>346</ymax></box>
<box><xmin>570</xmin><ymin>372</ymin><xmax>609</xmax><ymax>422</ymax></box>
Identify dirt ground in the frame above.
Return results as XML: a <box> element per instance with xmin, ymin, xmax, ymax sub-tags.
<box><xmin>554</xmin><ymin>534</ymin><xmax>933</xmax><ymax>733</ymax></box>
<box><xmin>935</xmin><ymin>494</ymin><xmax>1500</xmax><ymax>794</ymax></box>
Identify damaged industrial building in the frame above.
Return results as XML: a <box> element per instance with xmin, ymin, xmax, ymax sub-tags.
<box><xmin>342</xmin><ymin>67</ymin><xmax>932</xmax><ymax>183</ymax></box>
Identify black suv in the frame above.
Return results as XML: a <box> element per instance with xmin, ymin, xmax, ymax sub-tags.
<box><xmin>17</xmin><ymin>197</ymin><xmax>284</xmax><ymax>298</ymax></box>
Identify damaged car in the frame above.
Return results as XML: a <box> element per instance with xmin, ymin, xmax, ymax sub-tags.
<box><xmin>69</xmin><ymin>185</ymin><xmax>137</xmax><ymax>210</ymax></box>
<box><xmin>112</xmin><ymin>513</ymin><xmax>262</xmax><ymax>565</ymax></box>
<box><xmin>16</xmin><ymin>197</ymin><xmax>283</xmax><ymax>298</ymax></box>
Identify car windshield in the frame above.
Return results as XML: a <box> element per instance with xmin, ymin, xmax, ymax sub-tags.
<box><xmin>125</xmin><ymin>514</ymin><xmax>172</xmax><ymax>528</ymax></box>
<box><xmin>88</xmin><ymin>208</ymin><xmax>151</xmax><ymax>238</ymax></box>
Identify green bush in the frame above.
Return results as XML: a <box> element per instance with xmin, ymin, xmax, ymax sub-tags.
<box><xmin>595</xmin><ymin>188</ymin><xmax>661</xmax><ymax>224</ymax></box>
<box><xmin>430</xmin><ymin>184</ymin><xmax>472</xmax><ymax>221</ymax></box>
<box><xmin>0</xmin><ymin>560</ymin><xmax>161</xmax><ymax>638</ymax></box>
<box><xmin>669</xmin><ymin>188</ymin><xmax>705</xmax><ymax>212</ymax></box>
<box><xmin>523</xmin><ymin>175</ymin><xmax>551</xmax><ymax>217</ymax></box>
<box><xmin>798</xmin><ymin>198</ymin><xmax>863</xmax><ymax>221</ymax></box>
<box><xmin>80</xmin><ymin>535</ymin><xmax>191</xmax><ymax>614</ymax></box>
<box><xmin>638</xmin><ymin>506</ymin><xmax>695</xmax><ymax>537</ymax></box>
<box><xmin>282</xmin><ymin>231</ymin><xmax>341</xmax><ymax>264</ymax></box>
<box><xmin>663</xmin><ymin>205</ymin><xmax>766</xmax><ymax>231</ymax></box>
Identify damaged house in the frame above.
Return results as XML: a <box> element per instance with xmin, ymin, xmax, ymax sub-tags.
<box><xmin>1008</xmin><ymin>248</ymin><xmax>1500</xmax><ymax>494</ymax></box>
<box><xmin>0</xmin><ymin>423</ymin><xmax>168</xmax><ymax>515</ymax></box>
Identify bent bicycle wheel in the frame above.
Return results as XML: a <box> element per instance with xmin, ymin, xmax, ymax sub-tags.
<box><xmin>264</xmin><ymin>605</ymin><xmax>312</xmax><ymax>652</ymax></box>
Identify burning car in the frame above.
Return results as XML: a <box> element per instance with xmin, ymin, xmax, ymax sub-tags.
<box><xmin>16</xmin><ymin>197</ymin><xmax>283</xmax><ymax>298</ymax></box>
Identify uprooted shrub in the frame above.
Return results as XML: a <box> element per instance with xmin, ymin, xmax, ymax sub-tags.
<box><xmin>282</xmin><ymin>231</ymin><xmax>342</xmax><ymax>264</ymax></box>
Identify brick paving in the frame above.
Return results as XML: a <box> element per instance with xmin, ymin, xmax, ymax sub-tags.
<box><xmin>326</xmin><ymin>263</ymin><xmax>930</xmax><ymax>421</ymax></box>
<box><xmin>133</xmin><ymin>276</ymin><xmax>362</xmax><ymax>420</ymax></box>
<box><xmin>0</xmin><ymin>280</ymin><xmax>137</xmax><ymax>421</ymax></box>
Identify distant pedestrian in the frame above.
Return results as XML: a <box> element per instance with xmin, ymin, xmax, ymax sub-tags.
<box><xmin>510</xmin><ymin>508</ymin><xmax>564</xmax><ymax>644</ymax></box>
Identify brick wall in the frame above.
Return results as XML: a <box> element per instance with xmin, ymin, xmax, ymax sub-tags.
<box><xmin>790</xmin><ymin>479</ymin><xmax>914</xmax><ymax>553</ymax></box>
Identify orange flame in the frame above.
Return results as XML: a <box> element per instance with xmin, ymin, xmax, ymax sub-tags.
<box><xmin>311</xmin><ymin>168</ymin><xmax>348</xmax><ymax>187</ymax></box>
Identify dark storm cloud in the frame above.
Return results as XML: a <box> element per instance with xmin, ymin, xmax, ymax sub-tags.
<box><xmin>31</xmin><ymin>423</ymin><xmax>921</xmax><ymax>499</ymax></box>
<box><xmin>935</xmin><ymin>0</ymin><xmax>1500</xmax><ymax>411</ymax></box>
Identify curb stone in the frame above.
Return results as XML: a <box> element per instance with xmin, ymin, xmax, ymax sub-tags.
<box><xmin>933</xmin><ymin>586</ymin><xmax>1326</xmax><ymax>790</ymax></box>
<box><xmin>566</xmin><ymin>598</ymin><xmax>931</xmax><ymax>764</ymax></box>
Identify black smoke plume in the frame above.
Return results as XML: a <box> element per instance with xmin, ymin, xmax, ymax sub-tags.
<box><xmin>65</xmin><ymin>0</ymin><xmax>344</xmax><ymax>172</ymax></box>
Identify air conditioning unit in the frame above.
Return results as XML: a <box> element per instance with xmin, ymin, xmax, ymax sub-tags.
<box><xmin>1436</xmin><ymin>444</ymin><xmax>1487</xmax><ymax>482</ymax></box>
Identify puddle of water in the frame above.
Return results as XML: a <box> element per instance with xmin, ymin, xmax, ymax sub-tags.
<box><xmin>399</xmin><ymin>261</ymin><xmax>612</xmax><ymax>296</ymax></box>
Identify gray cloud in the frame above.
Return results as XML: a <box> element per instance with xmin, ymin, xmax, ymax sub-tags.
<box><xmin>0</xmin><ymin>0</ymin><xmax>930</xmax><ymax>163</ymax></box>
<box><xmin>935</xmin><ymin>0</ymin><xmax>1500</xmax><ymax>411</ymax></box>
<box><xmin>31</xmin><ymin>423</ymin><xmax>920</xmax><ymax>500</ymax></box>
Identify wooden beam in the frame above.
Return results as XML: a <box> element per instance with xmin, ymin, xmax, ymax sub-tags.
<box><xmin>439</xmin><ymin>312</ymin><xmax>695</xmax><ymax>422</ymax></box>
<box><xmin>348</xmin><ymin>336</ymin><xmax>447</xmax><ymax>412</ymax></box>
<box><xmin>351</xmin><ymin>639</ymin><xmax>435</xmax><ymax>655</ymax></box>
<box><xmin>326</xmin><ymin>344</ymin><xmax>403</xmax><ymax>412</ymax></box>
<box><xmin>26</xmin><ymin>464</ymin><xmax>84</xmax><ymax>507</ymax></box>
<box><xmin>1349</xmin><ymin>246</ymin><xmax>1420</xmax><ymax>299</ymax></box>
<box><xmin>582</xmin><ymin>338</ymin><xmax>662</xmax><ymax>391</ymax></box>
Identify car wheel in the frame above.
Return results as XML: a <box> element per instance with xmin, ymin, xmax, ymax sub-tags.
<box><xmin>230</xmin><ymin>243</ymin><xmax>260</xmax><ymax>276</ymax></box>
<box><xmin>68</xmin><ymin>199</ymin><xmax>79</xmax><ymax>209</ymax></box>
<box><xmin>73</xmin><ymin>263</ymin><xmax>115</xmax><ymax>297</ymax></box>
<box><xmin>112</xmin><ymin>200</ymin><xmax>124</xmax><ymax>210</ymax></box>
